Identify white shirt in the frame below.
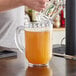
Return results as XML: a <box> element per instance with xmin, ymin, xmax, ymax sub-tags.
<box><xmin>0</xmin><ymin>6</ymin><xmax>25</xmax><ymax>48</ymax></box>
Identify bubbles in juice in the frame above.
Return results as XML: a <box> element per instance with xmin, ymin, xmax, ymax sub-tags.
<box><xmin>25</xmin><ymin>27</ymin><xmax>51</xmax><ymax>32</ymax></box>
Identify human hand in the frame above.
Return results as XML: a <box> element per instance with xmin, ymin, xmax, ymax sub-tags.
<box><xmin>22</xmin><ymin>0</ymin><xmax>49</xmax><ymax>11</ymax></box>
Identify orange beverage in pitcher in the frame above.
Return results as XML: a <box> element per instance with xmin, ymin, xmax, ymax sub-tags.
<box><xmin>25</xmin><ymin>28</ymin><xmax>52</xmax><ymax>64</ymax></box>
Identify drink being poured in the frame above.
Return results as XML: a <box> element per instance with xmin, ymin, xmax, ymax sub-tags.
<box><xmin>15</xmin><ymin>0</ymin><xmax>64</xmax><ymax>66</ymax></box>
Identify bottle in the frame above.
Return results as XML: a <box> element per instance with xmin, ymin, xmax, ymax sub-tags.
<box><xmin>25</xmin><ymin>7</ymin><xmax>39</xmax><ymax>22</ymax></box>
<box><xmin>60</xmin><ymin>0</ymin><xmax>65</xmax><ymax>28</ymax></box>
<box><xmin>60</xmin><ymin>9</ymin><xmax>65</xmax><ymax>28</ymax></box>
<box><xmin>53</xmin><ymin>14</ymin><xmax>61</xmax><ymax>28</ymax></box>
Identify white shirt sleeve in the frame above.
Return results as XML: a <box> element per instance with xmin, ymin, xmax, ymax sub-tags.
<box><xmin>0</xmin><ymin>6</ymin><xmax>25</xmax><ymax>48</ymax></box>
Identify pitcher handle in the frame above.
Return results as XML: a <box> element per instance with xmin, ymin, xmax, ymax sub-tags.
<box><xmin>15</xmin><ymin>26</ymin><xmax>25</xmax><ymax>53</ymax></box>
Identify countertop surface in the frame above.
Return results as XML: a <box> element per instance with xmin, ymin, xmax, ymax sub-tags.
<box><xmin>0</xmin><ymin>47</ymin><xmax>76</xmax><ymax>76</ymax></box>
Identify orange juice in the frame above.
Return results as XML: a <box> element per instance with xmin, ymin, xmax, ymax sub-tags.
<box><xmin>25</xmin><ymin>29</ymin><xmax>52</xmax><ymax>64</ymax></box>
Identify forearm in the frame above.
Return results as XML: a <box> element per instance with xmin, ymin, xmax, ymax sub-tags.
<box><xmin>0</xmin><ymin>0</ymin><xmax>48</xmax><ymax>12</ymax></box>
<box><xmin>0</xmin><ymin>0</ymin><xmax>23</xmax><ymax>11</ymax></box>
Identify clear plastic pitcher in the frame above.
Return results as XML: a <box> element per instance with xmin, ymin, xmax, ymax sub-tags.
<box><xmin>15</xmin><ymin>20</ymin><xmax>53</xmax><ymax>66</ymax></box>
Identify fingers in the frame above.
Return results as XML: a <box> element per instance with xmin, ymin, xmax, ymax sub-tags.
<box><xmin>24</xmin><ymin>0</ymin><xmax>49</xmax><ymax>11</ymax></box>
<box><xmin>28</xmin><ymin>4</ymin><xmax>45</xmax><ymax>12</ymax></box>
<box><xmin>27</xmin><ymin>1</ymin><xmax>46</xmax><ymax>11</ymax></box>
<box><xmin>36</xmin><ymin>0</ymin><xmax>49</xmax><ymax>11</ymax></box>
<box><xmin>39</xmin><ymin>0</ymin><xmax>49</xmax><ymax>5</ymax></box>
<box><xmin>30</xmin><ymin>7</ymin><xmax>43</xmax><ymax>12</ymax></box>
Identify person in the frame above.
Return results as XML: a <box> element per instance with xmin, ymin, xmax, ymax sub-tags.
<box><xmin>0</xmin><ymin>0</ymin><xmax>48</xmax><ymax>48</ymax></box>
